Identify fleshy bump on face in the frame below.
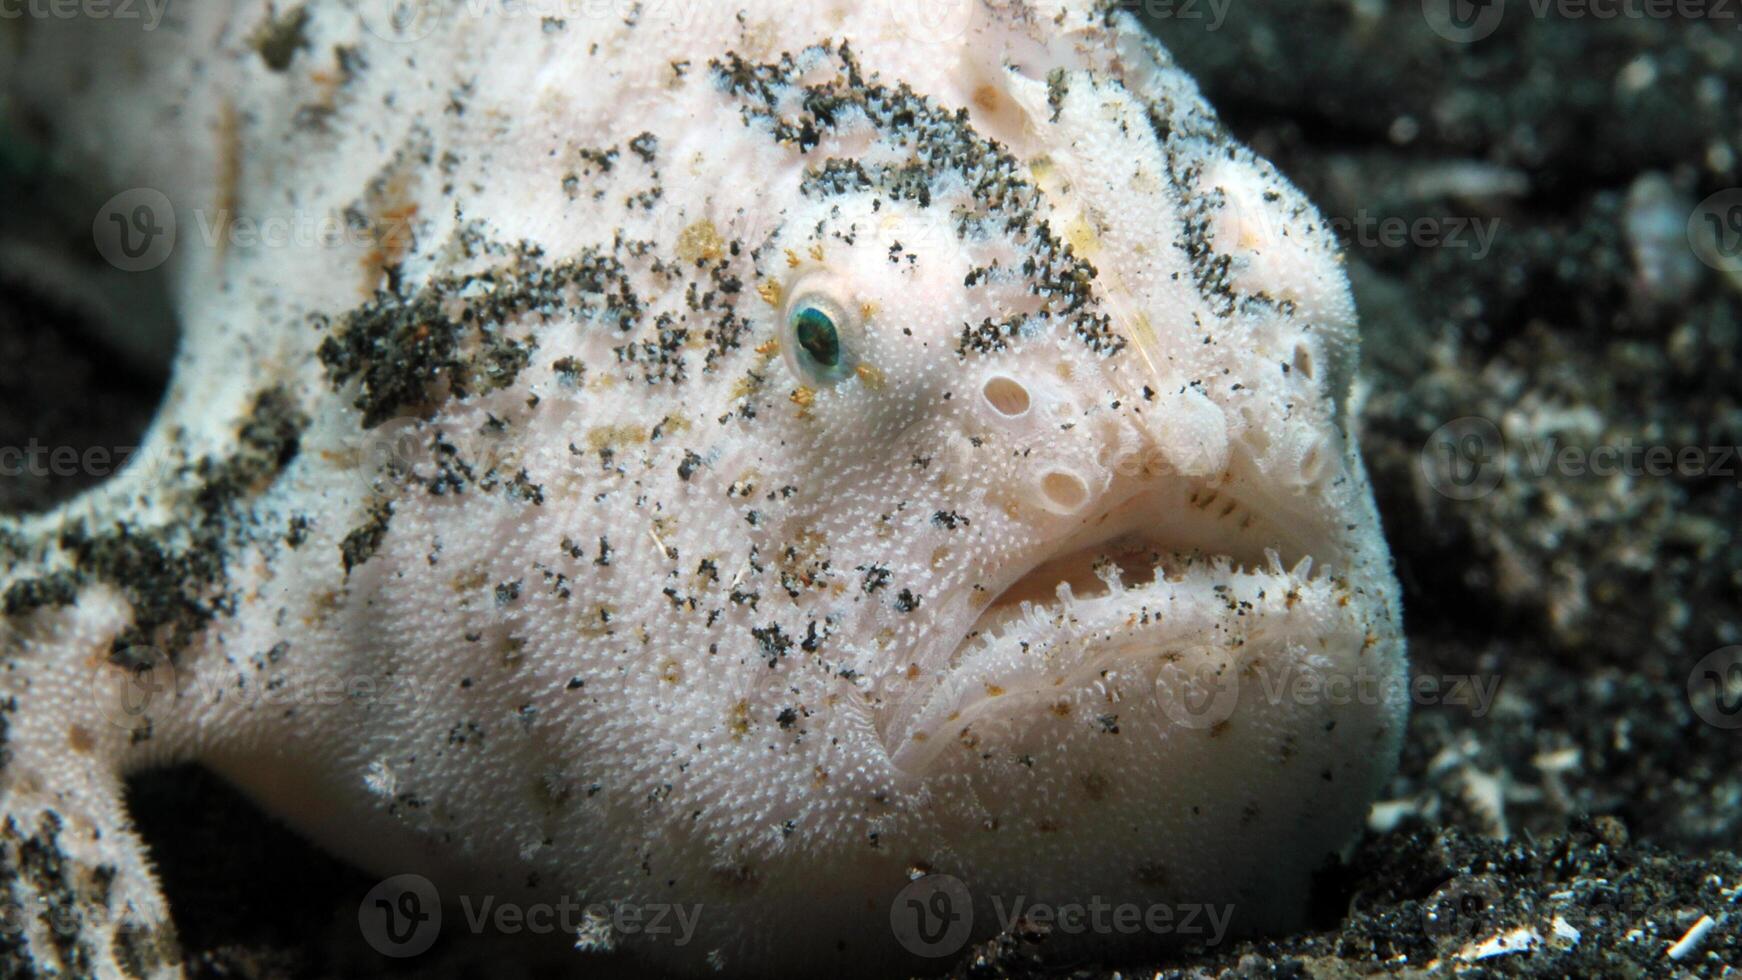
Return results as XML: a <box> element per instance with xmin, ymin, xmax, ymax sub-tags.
<box><xmin>0</xmin><ymin>2</ymin><xmax>1404</xmax><ymax>976</ymax></box>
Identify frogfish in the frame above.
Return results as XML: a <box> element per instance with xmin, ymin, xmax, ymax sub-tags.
<box><xmin>0</xmin><ymin>1</ymin><xmax>1406</xmax><ymax>975</ymax></box>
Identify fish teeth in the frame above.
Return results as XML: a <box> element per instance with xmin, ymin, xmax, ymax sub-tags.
<box><xmin>1093</xmin><ymin>556</ymin><xmax>1126</xmax><ymax>592</ymax></box>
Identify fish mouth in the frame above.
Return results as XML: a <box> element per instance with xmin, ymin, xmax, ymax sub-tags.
<box><xmin>878</xmin><ymin>470</ymin><xmax>1373</xmax><ymax>776</ymax></box>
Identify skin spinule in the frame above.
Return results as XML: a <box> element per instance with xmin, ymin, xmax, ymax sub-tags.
<box><xmin>0</xmin><ymin>2</ymin><xmax>1406</xmax><ymax>976</ymax></box>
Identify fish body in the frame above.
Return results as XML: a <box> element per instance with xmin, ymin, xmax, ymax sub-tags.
<box><xmin>0</xmin><ymin>2</ymin><xmax>1406</xmax><ymax>976</ymax></box>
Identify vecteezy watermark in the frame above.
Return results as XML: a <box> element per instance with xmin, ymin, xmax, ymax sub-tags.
<box><xmin>95</xmin><ymin>171</ymin><xmax>962</xmax><ymax>276</ymax></box>
<box><xmin>891</xmin><ymin>874</ymin><xmax>975</xmax><ymax>957</ymax></box>
<box><xmin>1687</xmin><ymin>646</ymin><xmax>1742</xmax><ymax>731</ymax></box>
<box><xmin>1422</xmin><ymin>875</ymin><xmax>1506</xmax><ymax>949</ymax></box>
<box><xmin>90</xmin><ymin>644</ymin><xmax>433</xmax><ymax>733</ymax></box>
<box><xmin>1421</xmin><ymin>0</ymin><xmax>1509</xmax><ymax>42</ymax></box>
<box><xmin>0</xmin><ymin>440</ymin><xmax>174</xmax><ymax>484</ymax></box>
<box><xmin>992</xmin><ymin>895</ymin><xmax>1234</xmax><ymax>947</ymax></box>
<box><xmin>1214</xmin><ymin>185</ymin><xmax>1502</xmax><ymax>260</ymax></box>
<box><xmin>93</xmin><ymin>188</ymin><xmax>176</xmax><ymax>272</ymax></box>
<box><xmin>1156</xmin><ymin>659</ymin><xmax>1502</xmax><ymax>731</ymax></box>
<box><xmin>1689</xmin><ymin>188</ymin><xmax>1742</xmax><ymax>275</ymax></box>
<box><xmin>1</xmin><ymin>894</ymin><xmax>80</xmax><ymax>939</ymax></box>
<box><xmin>1424</xmin><ymin>0</ymin><xmax>1742</xmax><ymax>43</ymax></box>
<box><xmin>1154</xmin><ymin>657</ymin><xmax>1244</xmax><ymax>730</ymax></box>
<box><xmin>1419</xmin><ymin>416</ymin><xmax>1506</xmax><ymax>501</ymax></box>
<box><xmin>1326</xmin><ymin>210</ymin><xmax>1502</xmax><ymax>260</ymax></box>
<box><xmin>883</xmin><ymin>0</ymin><xmax>978</xmax><ymax>43</ymax></box>
<box><xmin>93</xmin><ymin>191</ymin><xmax>425</xmax><ymax>271</ymax></box>
<box><xmin>889</xmin><ymin>874</ymin><xmax>1235</xmax><ymax>959</ymax></box>
<box><xmin>459</xmin><ymin>895</ymin><xmax>701</xmax><ymax>947</ymax></box>
<box><xmin>0</xmin><ymin>0</ymin><xmax>169</xmax><ymax>31</ymax></box>
<box><xmin>1420</xmin><ymin>417</ymin><xmax>1742</xmax><ymax>500</ymax></box>
<box><xmin>0</xmin><ymin>438</ymin><xmax>186</xmax><ymax>498</ymax></box>
<box><xmin>358</xmin><ymin>0</ymin><xmax>745</xmax><ymax>43</ymax></box>
<box><xmin>358</xmin><ymin>0</ymin><xmax>442</xmax><ymax>41</ymax></box>
<box><xmin>359</xmin><ymin>874</ymin><xmax>444</xmax><ymax>957</ymax></box>
<box><xmin>0</xmin><ymin>891</ymin><xmax>145</xmax><ymax>940</ymax></box>
<box><xmin>92</xmin><ymin>645</ymin><xmax>178</xmax><ymax>734</ymax></box>
<box><xmin>189</xmin><ymin>208</ymin><xmax>417</xmax><ymax>253</ymax></box>
<box><xmin>358</xmin><ymin>875</ymin><xmax>702</xmax><ymax>958</ymax></box>
<box><xmin>1105</xmin><ymin>0</ymin><xmax>1234</xmax><ymax>31</ymax></box>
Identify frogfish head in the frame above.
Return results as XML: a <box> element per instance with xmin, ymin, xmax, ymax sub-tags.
<box><xmin>685</xmin><ymin>3</ymin><xmax>1407</xmax><ymax>964</ymax></box>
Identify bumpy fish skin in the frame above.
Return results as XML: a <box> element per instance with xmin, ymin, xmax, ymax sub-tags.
<box><xmin>0</xmin><ymin>1</ymin><xmax>1405</xmax><ymax>976</ymax></box>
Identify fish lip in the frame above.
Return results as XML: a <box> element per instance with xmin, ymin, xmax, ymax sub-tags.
<box><xmin>875</xmin><ymin>473</ymin><xmax>1361</xmax><ymax>776</ymax></box>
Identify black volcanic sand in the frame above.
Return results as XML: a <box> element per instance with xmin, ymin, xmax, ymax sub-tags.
<box><xmin>2</xmin><ymin>2</ymin><xmax>1738</xmax><ymax>977</ymax></box>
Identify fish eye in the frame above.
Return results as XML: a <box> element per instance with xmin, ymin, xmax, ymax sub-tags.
<box><xmin>793</xmin><ymin>306</ymin><xmax>842</xmax><ymax>372</ymax></box>
<box><xmin>781</xmin><ymin>286</ymin><xmax>858</xmax><ymax>385</ymax></box>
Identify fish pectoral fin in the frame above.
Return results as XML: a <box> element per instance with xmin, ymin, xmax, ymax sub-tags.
<box><xmin>1</xmin><ymin>595</ymin><xmax>187</xmax><ymax>978</ymax></box>
<box><xmin>0</xmin><ymin>760</ymin><xmax>185</xmax><ymax>979</ymax></box>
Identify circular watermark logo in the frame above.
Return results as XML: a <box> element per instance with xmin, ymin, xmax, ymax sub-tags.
<box><xmin>359</xmin><ymin>416</ymin><xmax>435</xmax><ymax>476</ymax></box>
<box><xmin>890</xmin><ymin>873</ymin><xmax>973</xmax><ymax>958</ymax></box>
<box><xmin>1421</xmin><ymin>0</ymin><xmax>1506</xmax><ymax>43</ymax></box>
<box><xmin>1422</xmin><ymin>875</ymin><xmax>1504</xmax><ymax>949</ymax></box>
<box><xmin>1153</xmin><ymin>658</ymin><xmax>1241</xmax><ymax>731</ymax></box>
<box><xmin>92</xmin><ymin>646</ymin><xmax>178</xmax><ymax>733</ymax></box>
<box><xmin>883</xmin><ymin>0</ymin><xmax>976</xmax><ymax>44</ymax></box>
<box><xmin>1420</xmin><ymin>416</ymin><xmax>1505</xmax><ymax>501</ymax></box>
<box><xmin>359</xmin><ymin>873</ymin><xmax>442</xmax><ymax>957</ymax></box>
<box><xmin>93</xmin><ymin>188</ymin><xmax>176</xmax><ymax>273</ymax></box>
<box><xmin>360</xmin><ymin>0</ymin><xmax>442</xmax><ymax>43</ymax></box>
<box><xmin>1687</xmin><ymin>645</ymin><xmax>1742</xmax><ymax>731</ymax></box>
<box><xmin>1208</xmin><ymin>177</ymin><xmax>1283</xmax><ymax>259</ymax></box>
<box><xmin>1688</xmin><ymin>188</ymin><xmax>1742</xmax><ymax>275</ymax></box>
<box><xmin>0</xmin><ymin>898</ymin><xmax>23</xmax><ymax>938</ymax></box>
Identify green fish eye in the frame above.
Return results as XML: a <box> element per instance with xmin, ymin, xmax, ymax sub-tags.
<box><xmin>793</xmin><ymin>306</ymin><xmax>840</xmax><ymax>367</ymax></box>
<box><xmin>789</xmin><ymin>302</ymin><xmax>850</xmax><ymax>381</ymax></box>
